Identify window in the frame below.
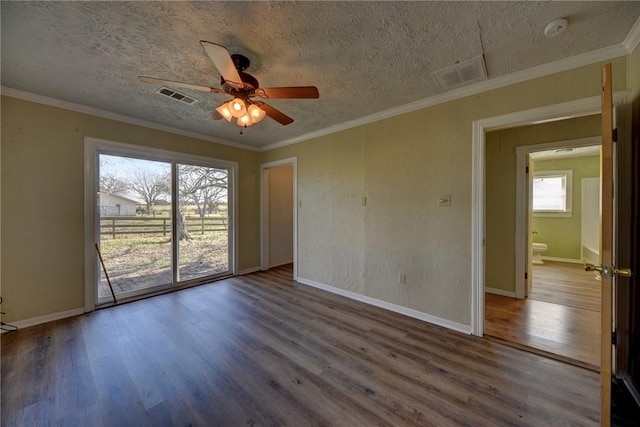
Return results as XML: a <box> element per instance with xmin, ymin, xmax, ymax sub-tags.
<box><xmin>532</xmin><ymin>170</ymin><xmax>572</xmax><ymax>216</ymax></box>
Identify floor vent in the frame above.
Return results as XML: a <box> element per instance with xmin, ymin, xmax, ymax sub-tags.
<box><xmin>433</xmin><ymin>55</ymin><xmax>488</xmax><ymax>90</ymax></box>
<box><xmin>156</xmin><ymin>87</ymin><xmax>199</xmax><ymax>105</ymax></box>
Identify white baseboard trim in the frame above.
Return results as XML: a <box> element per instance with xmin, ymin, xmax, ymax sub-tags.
<box><xmin>237</xmin><ymin>267</ymin><xmax>261</xmax><ymax>275</ymax></box>
<box><xmin>541</xmin><ymin>256</ymin><xmax>583</xmax><ymax>264</ymax></box>
<box><xmin>297</xmin><ymin>277</ymin><xmax>471</xmax><ymax>335</ymax></box>
<box><xmin>485</xmin><ymin>287</ymin><xmax>517</xmax><ymax>298</ymax></box>
<box><xmin>1</xmin><ymin>307</ymin><xmax>85</xmax><ymax>333</ymax></box>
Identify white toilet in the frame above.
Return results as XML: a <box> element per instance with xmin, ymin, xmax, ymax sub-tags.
<box><xmin>532</xmin><ymin>243</ymin><xmax>548</xmax><ymax>265</ymax></box>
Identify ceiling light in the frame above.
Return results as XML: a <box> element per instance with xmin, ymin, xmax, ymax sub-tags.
<box><xmin>215</xmin><ymin>102</ymin><xmax>233</xmax><ymax>122</ymax></box>
<box><xmin>237</xmin><ymin>113</ymin><xmax>253</xmax><ymax>127</ymax></box>
<box><xmin>544</xmin><ymin>18</ymin><xmax>568</xmax><ymax>38</ymax></box>
<box><xmin>248</xmin><ymin>104</ymin><xmax>266</xmax><ymax>124</ymax></box>
<box><xmin>229</xmin><ymin>98</ymin><xmax>247</xmax><ymax>118</ymax></box>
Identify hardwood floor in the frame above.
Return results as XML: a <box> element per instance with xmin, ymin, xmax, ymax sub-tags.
<box><xmin>485</xmin><ymin>261</ymin><xmax>601</xmax><ymax>370</ymax></box>
<box><xmin>529</xmin><ymin>262</ymin><xmax>601</xmax><ymax>312</ymax></box>
<box><xmin>2</xmin><ymin>265</ymin><xmax>599</xmax><ymax>426</ymax></box>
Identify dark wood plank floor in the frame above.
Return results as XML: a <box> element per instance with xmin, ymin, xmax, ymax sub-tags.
<box><xmin>485</xmin><ymin>262</ymin><xmax>601</xmax><ymax>370</ymax></box>
<box><xmin>2</xmin><ymin>265</ymin><xmax>599</xmax><ymax>426</ymax></box>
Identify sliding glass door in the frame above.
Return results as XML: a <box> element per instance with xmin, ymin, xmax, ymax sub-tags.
<box><xmin>176</xmin><ymin>164</ymin><xmax>230</xmax><ymax>282</ymax></box>
<box><xmin>98</xmin><ymin>154</ymin><xmax>173</xmax><ymax>299</ymax></box>
<box><xmin>89</xmin><ymin>140</ymin><xmax>236</xmax><ymax>306</ymax></box>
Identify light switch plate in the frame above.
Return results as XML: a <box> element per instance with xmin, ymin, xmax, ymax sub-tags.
<box><xmin>438</xmin><ymin>195</ymin><xmax>451</xmax><ymax>207</ymax></box>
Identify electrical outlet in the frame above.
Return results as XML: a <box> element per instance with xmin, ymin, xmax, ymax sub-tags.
<box><xmin>438</xmin><ymin>195</ymin><xmax>451</xmax><ymax>207</ymax></box>
<box><xmin>399</xmin><ymin>274</ymin><xmax>407</xmax><ymax>284</ymax></box>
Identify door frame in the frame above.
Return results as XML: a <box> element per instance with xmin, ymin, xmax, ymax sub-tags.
<box><xmin>471</xmin><ymin>91</ymin><xmax>629</xmax><ymax>337</ymax></box>
<box><xmin>83</xmin><ymin>137</ymin><xmax>238</xmax><ymax>312</ymax></box>
<box><xmin>513</xmin><ymin>136</ymin><xmax>602</xmax><ymax>299</ymax></box>
<box><xmin>260</xmin><ymin>157</ymin><xmax>298</xmax><ymax>279</ymax></box>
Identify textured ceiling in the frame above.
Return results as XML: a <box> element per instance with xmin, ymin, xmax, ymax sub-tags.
<box><xmin>2</xmin><ymin>2</ymin><xmax>639</xmax><ymax>148</ymax></box>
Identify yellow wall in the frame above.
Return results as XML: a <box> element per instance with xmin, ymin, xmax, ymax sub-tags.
<box><xmin>262</xmin><ymin>57</ymin><xmax>626</xmax><ymax>324</ymax></box>
<box><xmin>485</xmin><ymin>117</ymin><xmax>601</xmax><ymax>293</ymax></box>
<box><xmin>1</xmin><ymin>54</ymin><xmax>631</xmax><ymax>326</ymax></box>
<box><xmin>1</xmin><ymin>96</ymin><xmax>261</xmax><ymax>322</ymax></box>
<box><xmin>532</xmin><ymin>155</ymin><xmax>600</xmax><ymax>260</ymax></box>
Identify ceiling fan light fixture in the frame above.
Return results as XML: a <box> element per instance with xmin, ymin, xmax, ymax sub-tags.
<box><xmin>229</xmin><ymin>98</ymin><xmax>247</xmax><ymax>118</ymax></box>
<box><xmin>248</xmin><ymin>104</ymin><xmax>266</xmax><ymax>123</ymax></box>
<box><xmin>215</xmin><ymin>101</ymin><xmax>233</xmax><ymax>122</ymax></box>
<box><xmin>237</xmin><ymin>113</ymin><xmax>253</xmax><ymax>127</ymax></box>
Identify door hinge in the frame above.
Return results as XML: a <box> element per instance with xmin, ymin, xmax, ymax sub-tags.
<box><xmin>525</xmin><ymin>166</ymin><xmax>529</xmax><ymax>174</ymax></box>
<box><xmin>525</xmin><ymin>272</ymin><xmax>528</xmax><ymax>280</ymax></box>
<box><xmin>612</xmin><ymin>330</ymin><xmax>617</xmax><ymax>346</ymax></box>
<box><xmin>612</xmin><ymin>128</ymin><xmax>618</xmax><ymax>142</ymax></box>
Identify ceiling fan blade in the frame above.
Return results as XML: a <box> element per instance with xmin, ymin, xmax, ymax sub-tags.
<box><xmin>199</xmin><ymin>41</ymin><xmax>243</xmax><ymax>88</ymax></box>
<box><xmin>139</xmin><ymin>76</ymin><xmax>225</xmax><ymax>94</ymax></box>
<box><xmin>255</xmin><ymin>86</ymin><xmax>319</xmax><ymax>99</ymax></box>
<box><xmin>254</xmin><ymin>101</ymin><xmax>294</xmax><ymax>125</ymax></box>
<box><xmin>207</xmin><ymin>110</ymin><xmax>223</xmax><ymax>120</ymax></box>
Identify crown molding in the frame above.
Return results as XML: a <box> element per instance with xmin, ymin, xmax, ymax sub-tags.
<box><xmin>0</xmin><ymin>86</ymin><xmax>260</xmax><ymax>152</ymax></box>
<box><xmin>261</xmin><ymin>43</ymin><xmax>629</xmax><ymax>152</ymax></box>
<box><xmin>623</xmin><ymin>15</ymin><xmax>640</xmax><ymax>53</ymax></box>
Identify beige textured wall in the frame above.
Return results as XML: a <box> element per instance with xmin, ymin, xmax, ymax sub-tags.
<box><xmin>262</xmin><ymin>57</ymin><xmax>626</xmax><ymax>324</ymax></box>
<box><xmin>1</xmin><ymin>96</ymin><xmax>261</xmax><ymax>322</ymax></box>
<box><xmin>532</xmin><ymin>155</ymin><xmax>600</xmax><ymax>260</ymax></box>
<box><xmin>267</xmin><ymin>165</ymin><xmax>294</xmax><ymax>267</ymax></box>
<box><xmin>485</xmin><ymin>116</ymin><xmax>600</xmax><ymax>293</ymax></box>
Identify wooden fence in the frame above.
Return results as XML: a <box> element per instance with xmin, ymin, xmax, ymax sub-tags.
<box><xmin>100</xmin><ymin>216</ymin><xmax>227</xmax><ymax>238</ymax></box>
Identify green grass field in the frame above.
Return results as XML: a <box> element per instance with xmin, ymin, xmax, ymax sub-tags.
<box><xmin>98</xmin><ymin>231</ymin><xmax>228</xmax><ymax>298</ymax></box>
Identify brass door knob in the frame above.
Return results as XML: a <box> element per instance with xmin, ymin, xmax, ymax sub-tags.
<box><xmin>585</xmin><ymin>263</ymin><xmax>633</xmax><ymax>278</ymax></box>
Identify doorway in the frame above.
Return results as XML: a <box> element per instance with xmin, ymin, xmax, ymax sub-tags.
<box><xmin>484</xmin><ymin>134</ymin><xmax>603</xmax><ymax>369</ymax></box>
<box><xmin>84</xmin><ymin>138</ymin><xmax>237</xmax><ymax>309</ymax></box>
<box><xmin>261</xmin><ymin>158</ymin><xmax>297</xmax><ymax>279</ymax></box>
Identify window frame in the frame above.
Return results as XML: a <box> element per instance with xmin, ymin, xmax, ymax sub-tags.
<box><xmin>532</xmin><ymin>169</ymin><xmax>573</xmax><ymax>217</ymax></box>
<box><xmin>84</xmin><ymin>137</ymin><xmax>238</xmax><ymax>311</ymax></box>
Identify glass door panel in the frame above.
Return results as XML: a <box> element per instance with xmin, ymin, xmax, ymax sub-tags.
<box><xmin>177</xmin><ymin>164</ymin><xmax>230</xmax><ymax>282</ymax></box>
<box><xmin>98</xmin><ymin>154</ymin><xmax>172</xmax><ymax>301</ymax></box>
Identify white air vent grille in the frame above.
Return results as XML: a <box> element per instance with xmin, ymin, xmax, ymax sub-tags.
<box><xmin>433</xmin><ymin>55</ymin><xmax>488</xmax><ymax>90</ymax></box>
<box><xmin>156</xmin><ymin>87</ymin><xmax>199</xmax><ymax>105</ymax></box>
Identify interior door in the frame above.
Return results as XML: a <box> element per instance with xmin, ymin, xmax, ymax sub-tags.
<box><xmin>599</xmin><ymin>63</ymin><xmax>637</xmax><ymax>425</ymax></box>
<box><xmin>627</xmin><ymin>129</ymin><xmax>640</xmax><ymax>419</ymax></box>
<box><xmin>526</xmin><ymin>155</ymin><xmax>534</xmax><ymax>297</ymax></box>
<box><xmin>600</xmin><ymin>61</ymin><xmax>623</xmax><ymax>426</ymax></box>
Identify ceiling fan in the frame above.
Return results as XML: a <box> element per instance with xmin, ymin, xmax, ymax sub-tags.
<box><xmin>139</xmin><ymin>41</ymin><xmax>319</xmax><ymax>128</ymax></box>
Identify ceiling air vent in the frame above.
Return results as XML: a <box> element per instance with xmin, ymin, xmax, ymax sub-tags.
<box><xmin>433</xmin><ymin>55</ymin><xmax>488</xmax><ymax>90</ymax></box>
<box><xmin>156</xmin><ymin>87</ymin><xmax>199</xmax><ymax>105</ymax></box>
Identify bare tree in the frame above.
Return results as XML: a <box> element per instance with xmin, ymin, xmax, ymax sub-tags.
<box><xmin>128</xmin><ymin>171</ymin><xmax>170</xmax><ymax>214</ymax></box>
<box><xmin>177</xmin><ymin>211</ymin><xmax>191</xmax><ymax>241</ymax></box>
<box><xmin>100</xmin><ymin>174</ymin><xmax>129</xmax><ymax>196</ymax></box>
<box><xmin>178</xmin><ymin>165</ymin><xmax>228</xmax><ymax>218</ymax></box>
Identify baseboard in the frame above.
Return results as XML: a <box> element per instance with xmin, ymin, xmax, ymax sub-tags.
<box><xmin>541</xmin><ymin>256</ymin><xmax>583</xmax><ymax>264</ymax></box>
<box><xmin>296</xmin><ymin>277</ymin><xmax>471</xmax><ymax>335</ymax></box>
<box><xmin>237</xmin><ymin>266</ymin><xmax>261</xmax><ymax>275</ymax></box>
<box><xmin>485</xmin><ymin>287</ymin><xmax>517</xmax><ymax>298</ymax></box>
<box><xmin>1</xmin><ymin>307</ymin><xmax>85</xmax><ymax>333</ymax></box>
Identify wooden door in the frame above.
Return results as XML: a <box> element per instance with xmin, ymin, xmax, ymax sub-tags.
<box><xmin>526</xmin><ymin>155</ymin><xmax>534</xmax><ymax>296</ymax></box>
<box><xmin>626</xmin><ymin>54</ymin><xmax>640</xmax><ymax>419</ymax></box>
<box><xmin>600</xmin><ymin>62</ymin><xmax>614</xmax><ymax>426</ymax></box>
